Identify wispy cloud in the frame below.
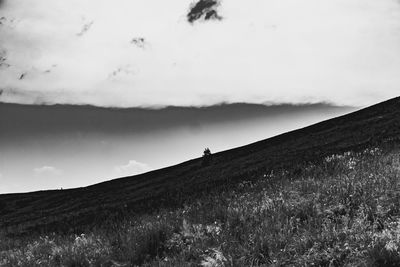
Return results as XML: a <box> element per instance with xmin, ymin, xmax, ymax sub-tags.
<box><xmin>33</xmin><ymin>166</ymin><xmax>62</xmax><ymax>176</ymax></box>
<box><xmin>76</xmin><ymin>20</ymin><xmax>94</xmax><ymax>37</ymax></box>
<box><xmin>113</xmin><ymin>160</ymin><xmax>151</xmax><ymax>177</ymax></box>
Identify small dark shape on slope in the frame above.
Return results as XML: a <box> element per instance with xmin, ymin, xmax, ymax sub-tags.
<box><xmin>19</xmin><ymin>72</ymin><xmax>26</xmax><ymax>80</ymax></box>
<box><xmin>202</xmin><ymin>147</ymin><xmax>212</xmax><ymax>166</ymax></box>
<box><xmin>187</xmin><ymin>0</ymin><xmax>222</xmax><ymax>23</ymax></box>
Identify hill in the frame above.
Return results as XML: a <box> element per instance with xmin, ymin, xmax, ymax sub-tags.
<box><xmin>0</xmin><ymin>97</ymin><xmax>400</xmax><ymax>236</ymax></box>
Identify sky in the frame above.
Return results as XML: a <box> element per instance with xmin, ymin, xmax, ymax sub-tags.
<box><xmin>1</xmin><ymin>0</ymin><xmax>400</xmax><ymax>193</ymax></box>
<box><xmin>0</xmin><ymin>103</ymin><xmax>355</xmax><ymax>193</ymax></box>
<box><xmin>0</xmin><ymin>0</ymin><xmax>399</xmax><ymax>107</ymax></box>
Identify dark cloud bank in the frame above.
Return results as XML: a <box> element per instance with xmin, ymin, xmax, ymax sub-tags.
<box><xmin>0</xmin><ymin>102</ymin><xmax>355</xmax><ymax>142</ymax></box>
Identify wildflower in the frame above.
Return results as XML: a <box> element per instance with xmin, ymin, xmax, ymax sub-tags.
<box><xmin>385</xmin><ymin>241</ymin><xmax>398</xmax><ymax>252</ymax></box>
<box><xmin>201</xmin><ymin>248</ymin><xmax>227</xmax><ymax>267</ymax></box>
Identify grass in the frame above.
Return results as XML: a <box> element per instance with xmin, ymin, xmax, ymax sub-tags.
<box><xmin>2</xmin><ymin>143</ymin><xmax>400</xmax><ymax>266</ymax></box>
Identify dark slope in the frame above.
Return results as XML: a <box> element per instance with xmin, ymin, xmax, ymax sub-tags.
<box><xmin>1</xmin><ymin>97</ymin><xmax>400</xmax><ymax>234</ymax></box>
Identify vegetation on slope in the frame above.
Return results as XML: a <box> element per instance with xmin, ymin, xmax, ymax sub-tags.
<box><xmin>2</xmin><ymin>142</ymin><xmax>400</xmax><ymax>266</ymax></box>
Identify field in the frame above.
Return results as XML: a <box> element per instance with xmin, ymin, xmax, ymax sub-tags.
<box><xmin>1</xmin><ymin>142</ymin><xmax>400</xmax><ymax>266</ymax></box>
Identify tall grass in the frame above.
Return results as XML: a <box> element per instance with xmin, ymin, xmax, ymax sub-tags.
<box><xmin>1</xmin><ymin>145</ymin><xmax>400</xmax><ymax>266</ymax></box>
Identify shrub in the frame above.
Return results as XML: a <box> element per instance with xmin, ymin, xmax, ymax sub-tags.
<box><xmin>202</xmin><ymin>148</ymin><xmax>212</xmax><ymax>166</ymax></box>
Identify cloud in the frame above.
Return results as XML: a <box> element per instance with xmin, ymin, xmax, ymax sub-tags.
<box><xmin>130</xmin><ymin>37</ymin><xmax>147</xmax><ymax>49</ymax></box>
<box><xmin>0</xmin><ymin>88</ymin><xmax>79</xmax><ymax>105</ymax></box>
<box><xmin>76</xmin><ymin>20</ymin><xmax>94</xmax><ymax>37</ymax></box>
<box><xmin>33</xmin><ymin>166</ymin><xmax>62</xmax><ymax>176</ymax></box>
<box><xmin>113</xmin><ymin>160</ymin><xmax>151</xmax><ymax>177</ymax></box>
<box><xmin>0</xmin><ymin>0</ymin><xmax>400</xmax><ymax>107</ymax></box>
<box><xmin>0</xmin><ymin>48</ymin><xmax>9</xmax><ymax>68</ymax></box>
<box><xmin>187</xmin><ymin>0</ymin><xmax>223</xmax><ymax>23</ymax></box>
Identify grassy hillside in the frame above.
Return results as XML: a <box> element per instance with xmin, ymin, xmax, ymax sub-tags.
<box><xmin>0</xmin><ymin>97</ymin><xmax>399</xmax><ymax>236</ymax></box>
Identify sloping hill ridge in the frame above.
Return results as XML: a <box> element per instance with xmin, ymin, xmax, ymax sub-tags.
<box><xmin>1</xmin><ymin>97</ymin><xmax>400</xmax><ymax>235</ymax></box>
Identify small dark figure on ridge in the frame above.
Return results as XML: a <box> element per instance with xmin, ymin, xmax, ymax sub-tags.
<box><xmin>202</xmin><ymin>147</ymin><xmax>212</xmax><ymax>166</ymax></box>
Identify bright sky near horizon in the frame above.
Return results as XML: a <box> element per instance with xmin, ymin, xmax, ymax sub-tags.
<box><xmin>1</xmin><ymin>0</ymin><xmax>400</xmax><ymax>107</ymax></box>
